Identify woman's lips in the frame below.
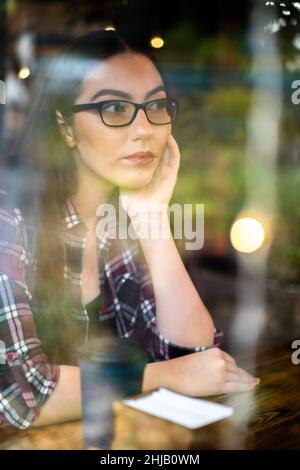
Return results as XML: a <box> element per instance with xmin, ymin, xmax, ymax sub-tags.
<box><xmin>122</xmin><ymin>151</ymin><xmax>156</xmax><ymax>165</ymax></box>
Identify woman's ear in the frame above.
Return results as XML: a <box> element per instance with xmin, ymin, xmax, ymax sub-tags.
<box><xmin>55</xmin><ymin>110</ymin><xmax>77</xmax><ymax>148</ymax></box>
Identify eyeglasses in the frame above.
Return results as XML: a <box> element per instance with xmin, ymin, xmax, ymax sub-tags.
<box><xmin>71</xmin><ymin>97</ymin><xmax>178</xmax><ymax>127</ymax></box>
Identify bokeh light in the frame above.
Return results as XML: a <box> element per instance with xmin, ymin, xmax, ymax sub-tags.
<box><xmin>150</xmin><ymin>36</ymin><xmax>164</xmax><ymax>48</ymax></box>
<box><xmin>18</xmin><ymin>66</ymin><xmax>30</xmax><ymax>79</ymax></box>
<box><xmin>230</xmin><ymin>217</ymin><xmax>266</xmax><ymax>254</ymax></box>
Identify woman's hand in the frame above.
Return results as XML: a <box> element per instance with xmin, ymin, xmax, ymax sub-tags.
<box><xmin>120</xmin><ymin>134</ymin><xmax>180</xmax><ymax>217</ymax></box>
<box><xmin>143</xmin><ymin>348</ymin><xmax>260</xmax><ymax>397</ymax></box>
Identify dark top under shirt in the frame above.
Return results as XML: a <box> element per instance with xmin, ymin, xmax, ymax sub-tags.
<box><xmin>84</xmin><ymin>293</ymin><xmax>117</xmax><ymax>340</ymax></box>
<box><xmin>84</xmin><ymin>293</ymin><xmax>151</xmax><ymax>361</ymax></box>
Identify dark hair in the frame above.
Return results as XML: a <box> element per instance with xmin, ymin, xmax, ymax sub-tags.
<box><xmin>0</xmin><ymin>29</ymin><xmax>168</xmax><ymax>363</ymax></box>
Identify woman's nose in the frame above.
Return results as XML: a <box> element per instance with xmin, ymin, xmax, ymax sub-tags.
<box><xmin>129</xmin><ymin>108</ymin><xmax>153</xmax><ymax>138</ymax></box>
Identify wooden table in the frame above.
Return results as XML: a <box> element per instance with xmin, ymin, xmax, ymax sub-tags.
<box><xmin>0</xmin><ymin>344</ymin><xmax>299</xmax><ymax>450</ymax></box>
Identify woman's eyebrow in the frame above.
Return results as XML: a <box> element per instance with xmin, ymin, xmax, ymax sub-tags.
<box><xmin>90</xmin><ymin>85</ymin><xmax>166</xmax><ymax>101</ymax></box>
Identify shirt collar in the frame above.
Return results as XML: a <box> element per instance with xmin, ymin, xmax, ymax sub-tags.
<box><xmin>62</xmin><ymin>185</ymin><xmax>121</xmax><ymax>232</ymax></box>
<box><xmin>62</xmin><ymin>185</ymin><xmax>138</xmax><ymax>263</ymax></box>
<box><xmin>62</xmin><ymin>197</ymin><xmax>83</xmax><ymax>230</ymax></box>
<box><xmin>63</xmin><ymin>186</ymin><xmax>124</xmax><ymax>258</ymax></box>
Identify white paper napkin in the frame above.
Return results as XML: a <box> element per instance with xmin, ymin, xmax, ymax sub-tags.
<box><xmin>122</xmin><ymin>388</ymin><xmax>233</xmax><ymax>429</ymax></box>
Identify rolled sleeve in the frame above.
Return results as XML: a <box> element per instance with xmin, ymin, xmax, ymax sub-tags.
<box><xmin>140</xmin><ymin>304</ymin><xmax>224</xmax><ymax>362</ymax></box>
<box><xmin>0</xmin><ymin>349</ymin><xmax>60</xmax><ymax>430</ymax></box>
<box><xmin>148</xmin><ymin>323</ymin><xmax>224</xmax><ymax>361</ymax></box>
<box><xmin>136</xmin><ymin>269</ymin><xmax>224</xmax><ymax>362</ymax></box>
<box><xmin>0</xmin><ymin>205</ymin><xmax>60</xmax><ymax>429</ymax></box>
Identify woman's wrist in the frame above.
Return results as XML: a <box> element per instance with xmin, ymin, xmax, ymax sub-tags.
<box><xmin>128</xmin><ymin>205</ymin><xmax>171</xmax><ymax>241</ymax></box>
<box><xmin>142</xmin><ymin>360</ymin><xmax>177</xmax><ymax>393</ymax></box>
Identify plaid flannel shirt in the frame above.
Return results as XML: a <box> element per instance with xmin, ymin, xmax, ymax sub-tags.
<box><xmin>0</xmin><ymin>187</ymin><xmax>223</xmax><ymax>429</ymax></box>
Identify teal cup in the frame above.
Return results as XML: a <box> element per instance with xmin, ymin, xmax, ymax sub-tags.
<box><xmin>77</xmin><ymin>336</ymin><xmax>148</xmax><ymax>449</ymax></box>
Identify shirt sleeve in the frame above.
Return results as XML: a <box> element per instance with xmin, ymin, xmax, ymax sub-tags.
<box><xmin>134</xmin><ymin>265</ymin><xmax>224</xmax><ymax>363</ymax></box>
<box><xmin>0</xmin><ymin>204</ymin><xmax>60</xmax><ymax>429</ymax></box>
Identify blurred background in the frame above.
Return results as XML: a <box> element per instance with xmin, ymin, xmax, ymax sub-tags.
<box><xmin>0</xmin><ymin>0</ymin><xmax>300</xmax><ymax>354</ymax></box>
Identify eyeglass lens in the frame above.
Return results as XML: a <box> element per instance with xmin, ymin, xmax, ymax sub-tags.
<box><xmin>100</xmin><ymin>99</ymin><xmax>176</xmax><ymax>126</ymax></box>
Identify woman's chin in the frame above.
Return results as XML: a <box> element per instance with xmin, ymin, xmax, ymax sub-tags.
<box><xmin>117</xmin><ymin>175</ymin><xmax>153</xmax><ymax>190</ymax></box>
<box><xmin>118</xmin><ymin>182</ymin><xmax>148</xmax><ymax>191</ymax></box>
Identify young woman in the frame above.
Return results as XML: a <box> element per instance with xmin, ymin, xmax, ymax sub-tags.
<box><xmin>0</xmin><ymin>30</ymin><xmax>259</xmax><ymax>430</ymax></box>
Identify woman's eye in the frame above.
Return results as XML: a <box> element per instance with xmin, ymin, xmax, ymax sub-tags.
<box><xmin>102</xmin><ymin>101</ymin><xmax>126</xmax><ymax>113</ymax></box>
<box><xmin>148</xmin><ymin>99</ymin><xmax>166</xmax><ymax>111</ymax></box>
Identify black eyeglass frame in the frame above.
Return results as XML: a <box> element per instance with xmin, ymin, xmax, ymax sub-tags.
<box><xmin>71</xmin><ymin>97</ymin><xmax>179</xmax><ymax>127</ymax></box>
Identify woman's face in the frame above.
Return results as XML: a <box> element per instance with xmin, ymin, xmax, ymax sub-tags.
<box><xmin>68</xmin><ymin>52</ymin><xmax>171</xmax><ymax>190</ymax></box>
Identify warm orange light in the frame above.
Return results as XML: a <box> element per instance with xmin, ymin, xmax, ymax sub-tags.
<box><xmin>150</xmin><ymin>36</ymin><xmax>164</xmax><ymax>49</ymax></box>
<box><xmin>18</xmin><ymin>66</ymin><xmax>30</xmax><ymax>79</ymax></box>
<box><xmin>230</xmin><ymin>217</ymin><xmax>265</xmax><ymax>253</ymax></box>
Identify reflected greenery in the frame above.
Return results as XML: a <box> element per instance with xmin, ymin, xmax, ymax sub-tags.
<box><xmin>161</xmin><ymin>22</ymin><xmax>300</xmax><ymax>284</ymax></box>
